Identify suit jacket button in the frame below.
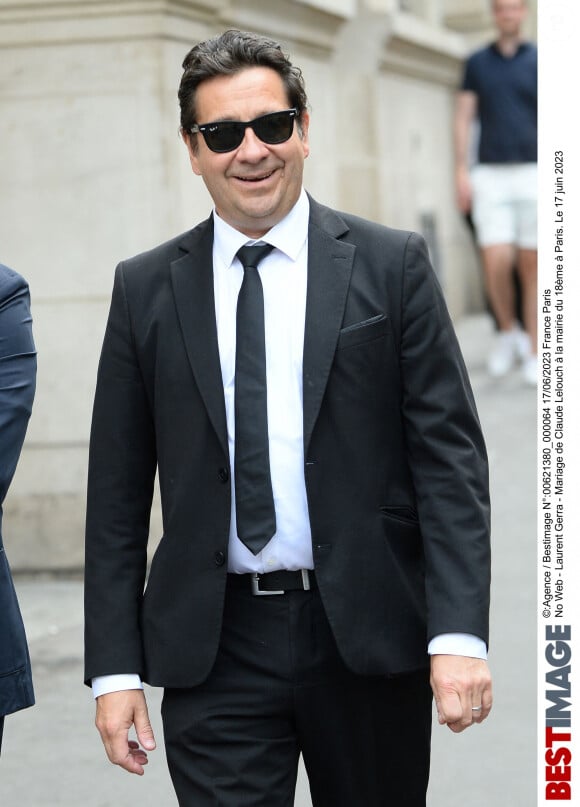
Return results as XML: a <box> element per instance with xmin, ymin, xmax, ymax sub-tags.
<box><xmin>214</xmin><ymin>551</ymin><xmax>226</xmax><ymax>567</ymax></box>
<box><xmin>218</xmin><ymin>467</ymin><xmax>229</xmax><ymax>483</ymax></box>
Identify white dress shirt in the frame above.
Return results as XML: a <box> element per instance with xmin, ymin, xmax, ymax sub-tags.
<box><xmin>213</xmin><ymin>190</ymin><xmax>313</xmax><ymax>574</ymax></box>
<box><xmin>92</xmin><ymin>191</ymin><xmax>484</xmax><ymax>698</ymax></box>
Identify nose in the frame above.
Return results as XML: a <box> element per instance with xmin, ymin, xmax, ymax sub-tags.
<box><xmin>236</xmin><ymin>127</ymin><xmax>270</xmax><ymax>160</ymax></box>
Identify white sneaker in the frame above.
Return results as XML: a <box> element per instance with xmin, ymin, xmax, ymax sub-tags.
<box><xmin>522</xmin><ymin>354</ymin><xmax>537</xmax><ymax>386</ymax></box>
<box><xmin>487</xmin><ymin>331</ymin><xmax>518</xmax><ymax>377</ymax></box>
<box><xmin>513</xmin><ymin>327</ymin><xmax>532</xmax><ymax>362</ymax></box>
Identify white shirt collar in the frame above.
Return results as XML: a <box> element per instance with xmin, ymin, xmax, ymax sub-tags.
<box><xmin>212</xmin><ymin>189</ymin><xmax>310</xmax><ymax>267</ymax></box>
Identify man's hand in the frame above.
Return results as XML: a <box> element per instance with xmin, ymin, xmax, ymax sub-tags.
<box><xmin>95</xmin><ymin>689</ymin><xmax>156</xmax><ymax>775</ymax></box>
<box><xmin>430</xmin><ymin>654</ymin><xmax>492</xmax><ymax>733</ymax></box>
<box><xmin>455</xmin><ymin>167</ymin><xmax>473</xmax><ymax>215</ymax></box>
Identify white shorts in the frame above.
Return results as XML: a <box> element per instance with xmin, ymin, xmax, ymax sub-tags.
<box><xmin>471</xmin><ymin>163</ymin><xmax>537</xmax><ymax>249</ymax></box>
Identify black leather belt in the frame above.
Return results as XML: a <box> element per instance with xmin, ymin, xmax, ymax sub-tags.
<box><xmin>228</xmin><ymin>569</ymin><xmax>315</xmax><ymax>596</ymax></box>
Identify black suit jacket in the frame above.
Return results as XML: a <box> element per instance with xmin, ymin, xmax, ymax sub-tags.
<box><xmin>0</xmin><ymin>265</ymin><xmax>36</xmax><ymax>717</ymax></box>
<box><xmin>84</xmin><ymin>197</ymin><xmax>490</xmax><ymax>688</ymax></box>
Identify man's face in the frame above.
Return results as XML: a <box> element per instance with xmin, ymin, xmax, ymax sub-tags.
<box><xmin>184</xmin><ymin>66</ymin><xmax>310</xmax><ymax>239</ymax></box>
<box><xmin>492</xmin><ymin>0</ymin><xmax>527</xmax><ymax>36</ymax></box>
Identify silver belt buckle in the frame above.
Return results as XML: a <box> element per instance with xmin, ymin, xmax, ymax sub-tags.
<box><xmin>250</xmin><ymin>570</ymin><xmax>311</xmax><ymax>595</ymax></box>
<box><xmin>251</xmin><ymin>573</ymin><xmax>284</xmax><ymax>596</ymax></box>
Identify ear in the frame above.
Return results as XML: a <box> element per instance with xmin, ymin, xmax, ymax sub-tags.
<box><xmin>181</xmin><ymin>129</ymin><xmax>202</xmax><ymax>176</ymax></box>
<box><xmin>299</xmin><ymin>110</ymin><xmax>311</xmax><ymax>160</ymax></box>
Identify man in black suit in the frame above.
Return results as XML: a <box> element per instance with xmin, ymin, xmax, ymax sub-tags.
<box><xmin>85</xmin><ymin>29</ymin><xmax>492</xmax><ymax>807</ymax></box>
<box><xmin>0</xmin><ymin>264</ymin><xmax>36</xmax><ymax>753</ymax></box>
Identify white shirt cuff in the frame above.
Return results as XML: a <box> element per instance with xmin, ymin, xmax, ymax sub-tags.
<box><xmin>92</xmin><ymin>674</ymin><xmax>143</xmax><ymax>699</ymax></box>
<box><xmin>428</xmin><ymin>633</ymin><xmax>487</xmax><ymax>659</ymax></box>
<box><xmin>90</xmin><ymin>637</ymin><xmax>486</xmax><ymax>697</ymax></box>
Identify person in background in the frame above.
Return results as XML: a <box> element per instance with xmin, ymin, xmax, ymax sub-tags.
<box><xmin>0</xmin><ymin>264</ymin><xmax>36</xmax><ymax>753</ymax></box>
<box><xmin>454</xmin><ymin>0</ymin><xmax>537</xmax><ymax>384</ymax></box>
<box><xmin>85</xmin><ymin>29</ymin><xmax>492</xmax><ymax>807</ymax></box>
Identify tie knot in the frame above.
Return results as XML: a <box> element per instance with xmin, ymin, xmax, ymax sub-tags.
<box><xmin>236</xmin><ymin>244</ymin><xmax>274</xmax><ymax>270</ymax></box>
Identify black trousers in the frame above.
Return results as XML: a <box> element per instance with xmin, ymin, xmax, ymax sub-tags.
<box><xmin>162</xmin><ymin>577</ymin><xmax>432</xmax><ymax>807</ymax></box>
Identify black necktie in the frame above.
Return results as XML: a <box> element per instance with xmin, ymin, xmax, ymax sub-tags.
<box><xmin>234</xmin><ymin>244</ymin><xmax>276</xmax><ymax>554</ymax></box>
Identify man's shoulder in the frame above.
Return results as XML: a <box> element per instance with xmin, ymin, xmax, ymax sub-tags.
<box><xmin>465</xmin><ymin>42</ymin><xmax>495</xmax><ymax>68</ymax></box>
<box><xmin>519</xmin><ymin>41</ymin><xmax>538</xmax><ymax>61</ymax></box>
<box><xmin>0</xmin><ymin>263</ymin><xmax>29</xmax><ymax>304</ymax></box>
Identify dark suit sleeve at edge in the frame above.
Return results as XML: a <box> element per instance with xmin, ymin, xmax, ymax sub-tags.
<box><xmin>0</xmin><ymin>271</ymin><xmax>36</xmax><ymax>504</ymax></box>
<box><xmin>399</xmin><ymin>234</ymin><xmax>491</xmax><ymax>646</ymax></box>
<box><xmin>0</xmin><ymin>267</ymin><xmax>36</xmax><ymax>716</ymax></box>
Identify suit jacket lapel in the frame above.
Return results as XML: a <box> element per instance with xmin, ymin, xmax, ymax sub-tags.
<box><xmin>170</xmin><ymin>216</ymin><xmax>229</xmax><ymax>456</ymax></box>
<box><xmin>303</xmin><ymin>199</ymin><xmax>354</xmax><ymax>452</ymax></box>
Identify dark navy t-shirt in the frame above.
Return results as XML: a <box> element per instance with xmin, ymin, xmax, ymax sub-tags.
<box><xmin>461</xmin><ymin>42</ymin><xmax>537</xmax><ymax>163</ymax></box>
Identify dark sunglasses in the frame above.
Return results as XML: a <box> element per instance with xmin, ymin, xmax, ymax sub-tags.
<box><xmin>190</xmin><ymin>108</ymin><xmax>298</xmax><ymax>153</ymax></box>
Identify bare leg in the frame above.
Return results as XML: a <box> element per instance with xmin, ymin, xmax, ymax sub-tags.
<box><xmin>516</xmin><ymin>248</ymin><xmax>537</xmax><ymax>354</ymax></box>
<box><xmin>480</xmin><ymin>243</ymin><xmax>518</xmax><ymax>331</ymax></box>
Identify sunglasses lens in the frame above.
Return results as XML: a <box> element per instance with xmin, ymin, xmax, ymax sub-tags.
<box><xmin>204</xmin><ymin>123</ymin><xmax>244</xmax><ymax>153</ymax></box>
<box><xmin>255</xmin><ymin>111</ymin><xmax>295</xmax><ymax>144</ymax></box>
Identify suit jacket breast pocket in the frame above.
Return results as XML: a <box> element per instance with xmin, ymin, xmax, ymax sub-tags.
<box><xmin>336</xmin><ymin>314</ymin><xmax>389</xmax><ymax>350</ymax></box>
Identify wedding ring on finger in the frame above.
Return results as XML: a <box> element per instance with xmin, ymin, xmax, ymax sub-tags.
<box><xmin>471</xmin><ymin>706</ymin><xmax>482</xmax><ymax>711</ymax></box>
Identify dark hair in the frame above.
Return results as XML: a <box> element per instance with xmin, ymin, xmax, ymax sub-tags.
<box><xmin>178</xmin><ymin>29</ymin><xmax>309</xmax><ymax>135</ymax></box>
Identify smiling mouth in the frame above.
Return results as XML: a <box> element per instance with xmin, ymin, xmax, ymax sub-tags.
<box><xmin>235</xmin><ymin>171</ymin><xmax>275</xmax><ymax>183</ymax></box>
